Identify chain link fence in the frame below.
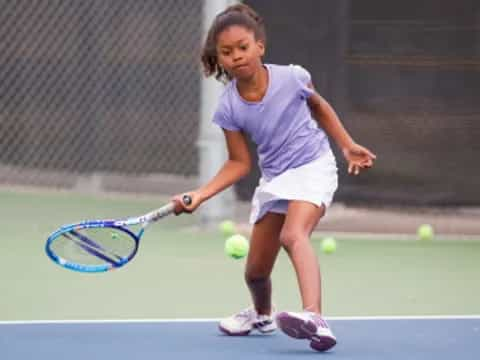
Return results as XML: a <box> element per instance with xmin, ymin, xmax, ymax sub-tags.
<box><xmin>244</xmin><ymin>0</ymin><xmax>480</xmax><ymax>206</ymax></box>
<box><xmin>0</xmin><ymin>0</ymin><xmax>203</xmax><ymax>194</ymax></box>
<box><xmin>4</xmin><ymin>0</ymin><xmax>479</xmax><ymax>207</ymax></box>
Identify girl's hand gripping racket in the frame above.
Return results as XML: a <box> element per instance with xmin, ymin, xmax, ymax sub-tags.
<box><xmin>45</xmin><ymin>195</ymin><xmax>192</xmax><ymax>273</ymax></box>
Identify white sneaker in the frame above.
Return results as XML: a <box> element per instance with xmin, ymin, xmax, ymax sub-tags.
<box><xmin>276</xmin><ymin>311</ymin><xmax>336</xmax><ymax>352</ymax></box>
<box><xmin>219</xmin><ymin>307</ymin><xmax>276</xmax><ymax>336</ymax></box>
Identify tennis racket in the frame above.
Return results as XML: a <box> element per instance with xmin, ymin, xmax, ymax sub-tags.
<box><xmin>45</xmin><ymin>195</ymin><xmax>192</xmax><ymax>273</ymax></box>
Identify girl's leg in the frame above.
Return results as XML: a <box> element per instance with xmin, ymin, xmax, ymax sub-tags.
<box><xmin>279</xmin><ymin>200</ymin><xmax>325</xmax><ymax>313</ymax></box>
<box><xmin>246</xmin><ymin>211</ymin><xmax>285</xmax><ymax>315</ymax></box>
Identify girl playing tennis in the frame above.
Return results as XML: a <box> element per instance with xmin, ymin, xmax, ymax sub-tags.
<box><xmin>175</xmin><ymin>4</ymin><xmax>375</xmax><ymax>352</ymax></box>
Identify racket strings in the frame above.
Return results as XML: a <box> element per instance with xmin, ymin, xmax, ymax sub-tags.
<box><xmin>50</xmin><ymin>227</ymin><xmax>137</xmax><ymax>266</ymax></box>
<box><xmin>68</xmin><ymin>230</ymin><xmax>123</xmax><ymax>260</ymax></box>
<box><xmin>62</xmin><ymin>232</ymin><xmax>121</xmax><ymax>266</ymax></box>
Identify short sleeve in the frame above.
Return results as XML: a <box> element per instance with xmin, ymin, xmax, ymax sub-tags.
<box><xmin>212</xmin><ymin>95</ymin><xmax>241</xmax><ymax>132</ymax></box>
<box><xmin>291</xmin><ymin>64</ymin><xmax>315</xmax><ymax>99</ymax></box>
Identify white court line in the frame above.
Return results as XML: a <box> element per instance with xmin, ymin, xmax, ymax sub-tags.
<box><xmin>1</xmin><ymin>315</ymin><xmax>480</xmax><ymax>325</ymax></box>
<box><xmin>312</xmin><ymin>231</ymin><xmax>480</xmax><ymax>241</ymax></box>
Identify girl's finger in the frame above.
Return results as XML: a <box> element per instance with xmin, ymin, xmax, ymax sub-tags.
<box><xmin>357</xmin><ymin>145</ymin><xmax>376</xmax><ymax>160</ymax></box>
<box><xmin>361</xmin><ymin>159</ymin><xmax>373</xmax><ymax>167</ymax></box>
<box><xmin>349</xmin><ymin>164</ymin><xmax>359</xmax><ymax>175</ymax></box>
<box><xmin>365</xmin><ymin>148</ymin><xmax>377</xmax><ymax>159</ymax></box>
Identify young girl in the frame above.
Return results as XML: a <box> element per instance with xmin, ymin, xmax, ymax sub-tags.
<box><xmin>175</xmin><ymin>4</ymin><xmax>375</xmax><ymax>352</ymax></box>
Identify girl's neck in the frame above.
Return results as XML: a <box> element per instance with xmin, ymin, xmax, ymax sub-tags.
<box><xmin>236</xmin><ymin>64</ymin><xmax>268</xmax><ymax>102</ymax></box>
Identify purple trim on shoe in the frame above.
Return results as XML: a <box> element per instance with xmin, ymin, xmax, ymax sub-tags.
<box><xmin>310</xmin><ymin>334</ymin><xmax>337</xmax><ymax>352</ymax></box>
<box><xmin>312</xmin><ymin>316</ymin><xmax>329</xmax><ymax>328</ymax></box>
<box><xmin>276</xmin><ymin>312</ymin><xmax>336</xmax><ymax>352</ymax></box>
<box><xmin>218</xmin><ymin>324</ymin><xmax>251</xmax><ymax>336</ymax></box>
<box><xmin>276</xmin><ymin>312</ymin><xmax>316</xmax><ymax>339</ymax></box>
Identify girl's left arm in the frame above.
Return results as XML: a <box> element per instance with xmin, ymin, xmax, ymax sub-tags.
<box><xmin>307</xmin><ymin>85</ymin><xmax>376</xmax><ymax>175</ymax></box>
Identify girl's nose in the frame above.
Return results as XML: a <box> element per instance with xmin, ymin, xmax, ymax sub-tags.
<box><xmin>232</xmin><ymin>50</ymin><xmax>243</xmax><ymax>62</ymax></box>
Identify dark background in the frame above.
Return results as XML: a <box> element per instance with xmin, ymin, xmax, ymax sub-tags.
<box><xmin>0</xmin><ymin>0</ymin><xmax>478</xmax><ymax>206</ymax></box>
<box><xmin>239</xmin><ymin>0</ymin><xmax>480</xmax><ymax>206</ymax></box>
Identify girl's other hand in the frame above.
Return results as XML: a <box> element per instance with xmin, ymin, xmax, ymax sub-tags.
<box><xmin>342</xmin><ymin>143</ymin><xmax>376</xmax><ymax>176</ymax></box>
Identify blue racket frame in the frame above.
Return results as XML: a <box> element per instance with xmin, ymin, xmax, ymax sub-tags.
<box><xmin>45</xmin><ymin>195</ymin><xmax>191</xmax><ymax>273</ymax></box>
<box><xmin>45</xmin><ymin>221</ymin><xmax>142</xmax><ymax>273</ymax></box>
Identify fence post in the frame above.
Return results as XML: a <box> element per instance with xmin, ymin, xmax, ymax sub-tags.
<box><xmin>198</xmin><ymin>0</ymin><xmax>238</xmax><ymax>225</ymax></box>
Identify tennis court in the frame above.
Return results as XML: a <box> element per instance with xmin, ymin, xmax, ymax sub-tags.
<box><xmin>3</xmin><ymin>318</ymin><xmax>479</xmax><ymax>359</ymax></box>
<box><xmin>1</xmin><ymin>189</ymin><xmax>479</xmax><ymax>358</ymax></box>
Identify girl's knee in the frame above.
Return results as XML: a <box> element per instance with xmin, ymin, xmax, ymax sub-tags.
<box><xmin>279</xmin><ymin>229</ymin><xmax>303</xmax><ymax>250</ymax></box>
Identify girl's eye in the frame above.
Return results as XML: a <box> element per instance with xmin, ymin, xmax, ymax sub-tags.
<box><xmin>240</xmin><ymin>45</ymin><xmax>248</xmax><ymax>50</ymax></box>
<box><xmin>221</xmin><ymin>51</ymin><xmax>230</xmax><ymax>56</ymax></box>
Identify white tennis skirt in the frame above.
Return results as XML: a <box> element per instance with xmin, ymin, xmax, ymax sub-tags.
<box><xmin>249</xmin><ymin>150</ymin><xmax>338</xmax><ymax>224</ymax></box>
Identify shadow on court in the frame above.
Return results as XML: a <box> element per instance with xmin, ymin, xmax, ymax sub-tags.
<box><xmin>2</xmin><ymin>318</ymin><xmax>479</xmax><ymax>359</ymax></box>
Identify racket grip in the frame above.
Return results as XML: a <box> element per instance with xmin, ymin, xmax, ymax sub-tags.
<box><xmin>151</xmin><ymin>195</ymin><xmax>192</xmax><ymax>221</ymax></box>
<box><xmin>147</xmin><ymin>195</ymin><xmax>192</xmax><ymax>222</ymax></box>
<box><xmin>148</xmin><ymin>203</ymin><xmax>176</xmax><ymax>222</ymax></box>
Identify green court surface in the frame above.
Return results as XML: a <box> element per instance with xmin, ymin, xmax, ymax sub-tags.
<box><xmin>1</xmin><ymin>189</ymin><xmax>479</xmax><ymax>321</ymax></box>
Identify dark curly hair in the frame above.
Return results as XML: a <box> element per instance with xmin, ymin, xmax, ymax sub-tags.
<box><xmin>201</xmin><ymin>4</ymin><xmax>266</xmax><ymax>82</ymax></box>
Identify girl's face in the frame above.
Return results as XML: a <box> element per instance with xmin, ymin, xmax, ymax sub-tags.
<box><xmin>216</xmin><ymin>25</ymin><xmax>265</xmax><ymax>80</ymax></box>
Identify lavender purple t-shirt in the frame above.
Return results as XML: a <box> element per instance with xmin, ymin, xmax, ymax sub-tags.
<box><xmin>212</xmin><ymin>64</ymin><xmax>331</xmax><ymax>180</ymax></box>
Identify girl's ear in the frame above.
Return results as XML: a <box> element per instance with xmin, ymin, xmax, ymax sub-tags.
<box><xmin>257</xmin><ymin>40</ymin><xmax>265</xmax><ymax>57</ymax></box>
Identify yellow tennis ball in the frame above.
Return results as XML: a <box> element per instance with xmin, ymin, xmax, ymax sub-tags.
<box><xmin>417</xmin><ymin>224</ymin><xmax>434</xmax><ymax>240</ymax></box>
<box><xmin>321</xmin><ymin>237</ymin><xmax>337</xmax><ymax>254</ymax></box>
<box><xmin>224</xmin><ymin>234</ymin><xmax>249</xmax><ymax>259</ymax></box>
<box><xmin>219</xmin><ymin>220</ymin><xmax>237</xmax><ymax>237</ymax></box>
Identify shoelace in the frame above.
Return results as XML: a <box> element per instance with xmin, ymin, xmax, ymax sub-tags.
<box><xmin>234</xmin><ymin>308</ymin><xmax>256</xmax><ymax>321</ymax></box>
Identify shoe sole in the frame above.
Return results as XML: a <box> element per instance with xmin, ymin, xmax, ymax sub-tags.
<box><xmin>276</xmin><ymin>312</ymin><xmax>337</xmax><ymax>352</ymax></box>
<box><xmin>218</xmin><ymin>324</ymin><xmax>276</xmax><ymax>336</ymax></box>
<box><xmin>218</xmin><ymin>324</ymin><xmax>251</xmax><ymax>336</ymax></box>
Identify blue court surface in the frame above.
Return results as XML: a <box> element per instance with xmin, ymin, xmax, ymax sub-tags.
<box><xmin>1</xmin><ymin>316</ymin><xmax>479</xmax><ymax>359</ymax></box>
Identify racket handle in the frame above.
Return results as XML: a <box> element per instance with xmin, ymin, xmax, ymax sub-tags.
<box><xmin>146</xmin><ymin>203</ymin><xmax>176</xmax><ymax>222</ymax></box>
<box><xmin>148</xmin><ymin>195</ymin><xmax>192</xmax><ymax>222</ymax></box>
<box><xmin>116</xmin><ymin>195</ymin><xmax>193</xmax><ymax>226</ymax></box>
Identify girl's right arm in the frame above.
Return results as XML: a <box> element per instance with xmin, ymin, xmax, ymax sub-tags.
<box><xmin>175</xmin><ymin>129</ymin><xmax>251</xmax><ymax>213</ymax></box>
